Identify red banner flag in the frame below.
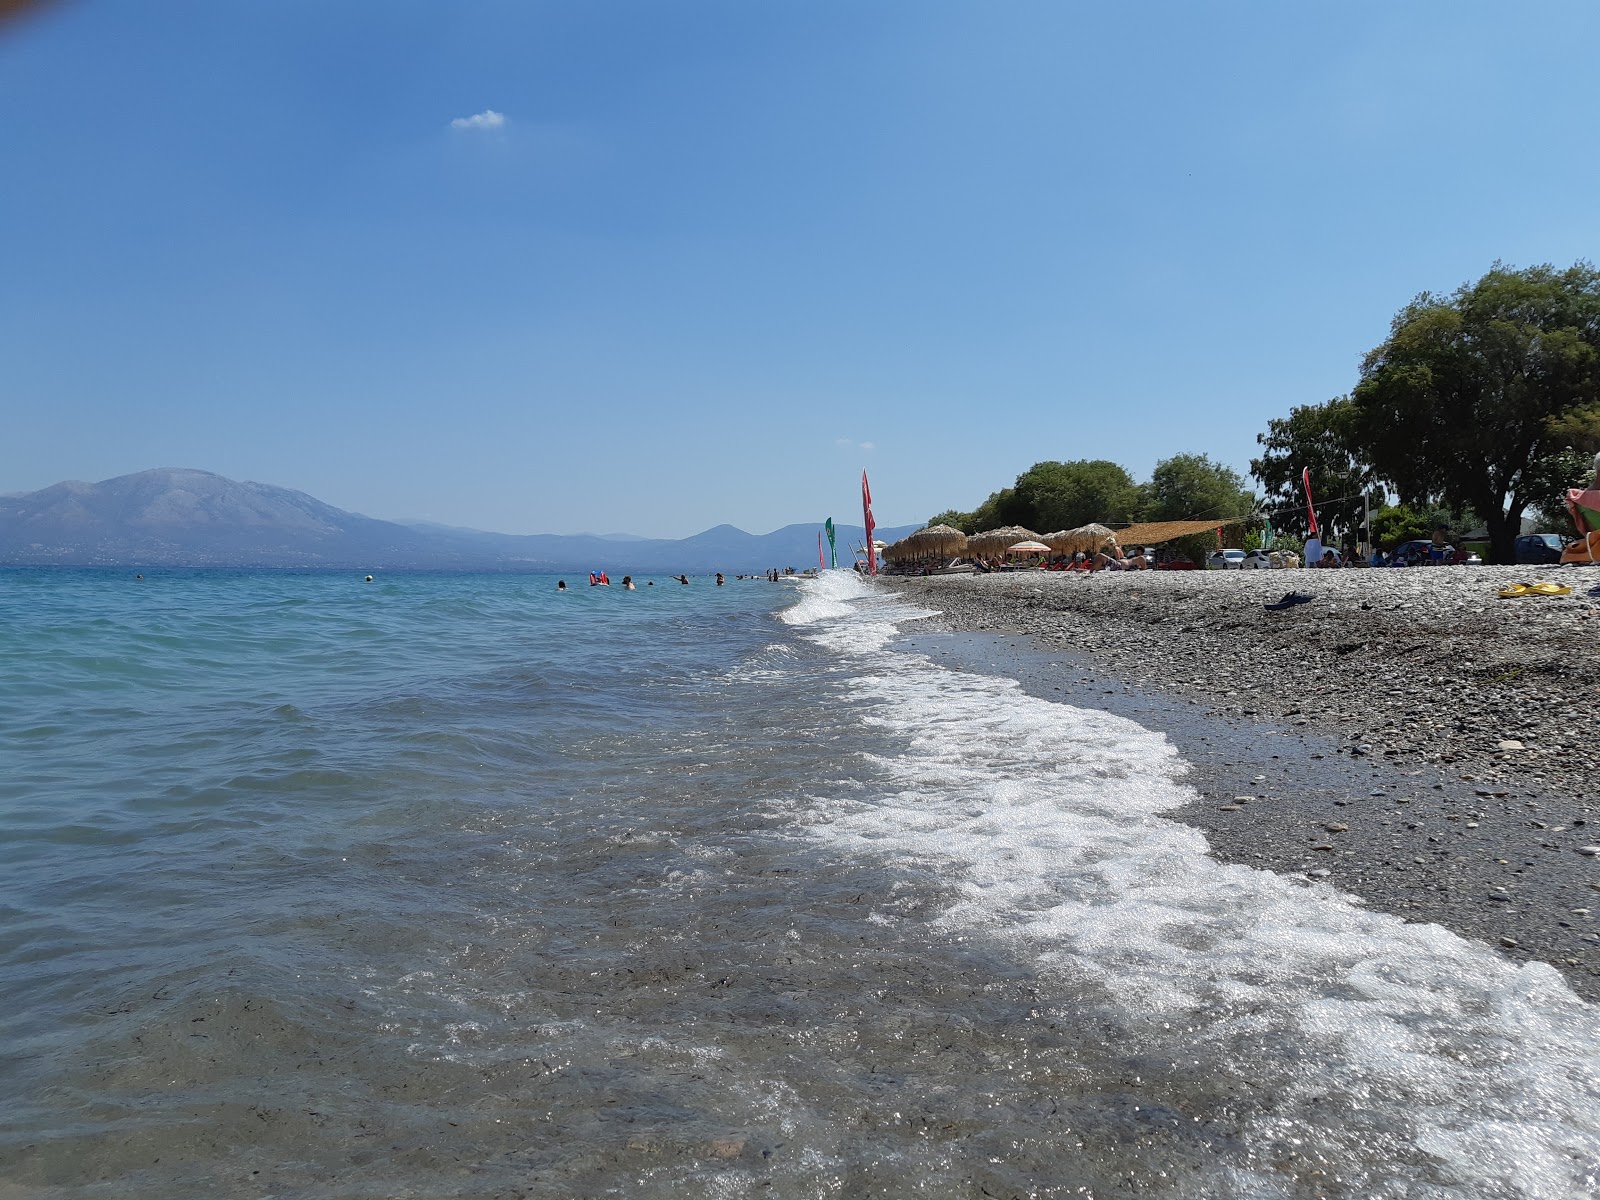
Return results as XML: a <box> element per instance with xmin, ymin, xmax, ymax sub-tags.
<box><xmin>818</xmin><ymin>531</ymin><xmax>825</xmax><ymax>570</ymax></box>
<box><xmin>1301</xmin><ymin>467</ymin><xmax>1319</xmax><ymax>537</ymax></box>
<box><xmin>862</xmin><ymin>470</ymin><xmax>877</xmax><ymax>576</ymax></box>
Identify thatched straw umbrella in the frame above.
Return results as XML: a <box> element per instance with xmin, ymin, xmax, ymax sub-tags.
<box><xmin>1052</xmin><ymin>523</ymin><xmax>1118</xmax><ymax>554</ymax></box>
<box><xmin>903</xmin><ymin>523</ymin><xmax>969</xmax><ymax>558</ymax></box>
<box><xmin>968</xmin><ymin>525</ymin><xmax>1038</xmax><ymax>557</ymax></box>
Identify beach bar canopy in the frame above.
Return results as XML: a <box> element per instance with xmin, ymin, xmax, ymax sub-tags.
<box><xmin>968</xmin><ymin>526</ymin><xmax>1038</xmax><ymax>556</ymax></box>
<box><xmin>1113</xmin><ymin>519</ymin><xmax>1236</xmax><ymax>546</ymax></box>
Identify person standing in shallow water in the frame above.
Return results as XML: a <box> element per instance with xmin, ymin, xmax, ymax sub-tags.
<box><xmin>716</xmin><ymin>573</ymin><xmax>724</xmax><ymax>586</ymax></box>
<box><xmin>556</xmin><ymin>580</ymin><xmax>566</xmax><ymax>591</ymax></box>
<box><xmin>622</xmin><ymin>576</ymin><xmax>636</xmax><ymax>590</ymax></box>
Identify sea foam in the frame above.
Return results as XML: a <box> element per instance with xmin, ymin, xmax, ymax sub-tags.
<box><xmin>785</xmin><ymin>570</ymin><xmax>1600</xmax><ymax>1198</ymax></box>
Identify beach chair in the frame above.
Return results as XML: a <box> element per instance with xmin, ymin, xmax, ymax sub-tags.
<box><xmin>1561</xmin><ymin>488</ymin><xmax>1600</xmax><ymax>565</ymax></box>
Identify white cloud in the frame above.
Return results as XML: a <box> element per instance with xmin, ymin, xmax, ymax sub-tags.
<box><xmin>450</xmin><ymin>109</ymin><xmax>506</xmax><ymax>131</ymax></box>
<box><xmin>835</xmin><ymin>438</ymin><xmax>875</xmax><ymax>451</ymax></box>
<box><xmin>859</xmin><ymin>441</ymin><xmax>875</xmax><ymax>451</ymax></box>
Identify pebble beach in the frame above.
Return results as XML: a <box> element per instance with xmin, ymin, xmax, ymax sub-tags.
<box><xmin>886</xmin><ymin>564</ymin><xmax>1600</xmax><ymax>998</ymax></box>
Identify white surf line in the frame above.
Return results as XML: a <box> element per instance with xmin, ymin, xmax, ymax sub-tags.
<box><xmin>782</xmin><ymin>572</ymin><xmax>1600</xmax><ymax>1198</ymax></box>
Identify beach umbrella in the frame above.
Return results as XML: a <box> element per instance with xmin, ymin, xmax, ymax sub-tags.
<box><xmin>1006</xmin><ymin>540</ymin><xmax>1052</xmax><ymax>554</ymax></box>
<box><xmin>1053</xmin><ymin>523</ymin><xmax>1118</xmax><ymax>553</ymax></box>
<box><xmin>968</xmin><ymin>526</ymin><xmax>1038</xmax><ymax>556</ymax></box>
<box><xmin>902</xmin><ymin>524</ymin><xmax>969</xmax><ymax>561</ymax></box>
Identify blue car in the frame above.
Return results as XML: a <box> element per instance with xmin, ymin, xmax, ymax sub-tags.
<box><xmin>1515</xmin><ymin>533</ymin><xmax>1565</xmax><ymax>565</ymax></box>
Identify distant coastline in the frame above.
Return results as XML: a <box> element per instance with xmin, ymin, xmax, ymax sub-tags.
<box><xmin>0</xmin><ymin>467</ymin><xmax>913</xmax><ymax>574</ymax></box>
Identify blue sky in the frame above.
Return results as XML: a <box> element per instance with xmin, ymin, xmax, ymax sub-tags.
<box><xmin>3</xmin><ymin>1</ymin><xmax>1597</xmax><ymax>536</ymax></box>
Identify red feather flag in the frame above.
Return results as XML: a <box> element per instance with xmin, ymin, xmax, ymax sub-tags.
<box><xmin>862</xmin><ymin>470</ymin><xmax>877</xmax><ymax>577</ymax></box>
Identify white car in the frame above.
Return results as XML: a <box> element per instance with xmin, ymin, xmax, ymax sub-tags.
<box><xmin>1206</xmin><ymin>548</ymin><xmax>1247</xmax><ymax>570</ymax></box>
<box><xmin>1241</xmin><ymin>549</ymin><xmax>1277</xmax><ymax>569</ymax></box>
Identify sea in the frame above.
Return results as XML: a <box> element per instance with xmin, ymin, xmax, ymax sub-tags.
<box><xmin>1</xmin><ymin>567</ymin><xmax>1597</xmax><ymax>1199</ymax></box>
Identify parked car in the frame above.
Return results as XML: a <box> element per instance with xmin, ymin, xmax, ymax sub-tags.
<box><xmin>1206</xmin><ymin>548</ymin><xmax>1247</xmax><ymax>570</ymax></box>
<box><xmin>1240</xmin><ymin>549</ymin><xmax>1277</xmax><ymax>569</ymax></box>
<box><xmin>1515</xmin><ymin>533</ymin><xmax>1565</xmax><ymax>565</ymax></box>
<box><xmin>1155</xmin><ymin>556</ymin><xmax>1198</xmax><ymax>570</ymax></box>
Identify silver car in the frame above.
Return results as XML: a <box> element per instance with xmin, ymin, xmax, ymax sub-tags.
<box><xmin>1205</xmin><ymin>548</ymin><xmax>1247</xmax><ymax>570</ymax></box>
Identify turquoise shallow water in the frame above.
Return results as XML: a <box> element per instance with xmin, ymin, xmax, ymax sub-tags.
<box><xmin>3</xmin><ymin>569</ymin><xmax>1598</xmax><ymax>1198</ymax></box>
<box><xmin>0</xmin><ymin>568</ymin><xmax>773</xmax><ymax>1037</ymax></box>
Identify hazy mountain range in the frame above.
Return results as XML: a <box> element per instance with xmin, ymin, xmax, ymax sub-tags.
<box><xmin>0</xmin><ymin>469</ymin><xmax>914</xmax><ymax>572</ymax></box>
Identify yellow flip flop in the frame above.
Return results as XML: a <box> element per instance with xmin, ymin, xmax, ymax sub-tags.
<box><xmin>1498</xmin><ymin>583</ymin><xmax>1532</xmax><ymax>598</ymax></box>
<box><xmin>1528</xmin><ymin>582</ymin><xmax>1572</xmax><ymax>597</ymax></box>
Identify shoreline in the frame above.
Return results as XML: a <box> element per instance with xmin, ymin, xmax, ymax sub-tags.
<box><xmin>883</xmin><ymin>566</ymin><xmax>1600</xmax><ymax>1000</ymax></box>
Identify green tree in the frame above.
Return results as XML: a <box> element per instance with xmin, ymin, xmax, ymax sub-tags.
<box><xmin>1250</xmin><ymin>397</ymin><xmax>1377</xmax><ymax>543</ymax></box>
<box><xmin>970</xmin><ymin>487</ymin><xmax>1028</xmax><ymax>531</ymax></box>
<box><xmin>1349</xmin><ymin>261</ymin><xmax>1600</xmax><ymax>563</ymax></box>
<box><xmin>1139</xmin><ymin>454</ymin><xmax>1257</xmax><ymax>564</ymax></box>
<box><xmin>925</xmin><ymin>509</ymin><xmax>976</xmax><ymax>533</ymax></box>
<box><xmin>1367</xmin><ymin>505</ymin><xmax>1431</xmax><ymax>552</ymax></box>
<box><xmin>1012</xmin><ymin>460</ymin><xmax>1142</xmax><ymax>532</ymax></box>
<box><xmin>1140</xmin><ymin>453</ymin><xmax>1256</xmax><ymax>522</ymax></box>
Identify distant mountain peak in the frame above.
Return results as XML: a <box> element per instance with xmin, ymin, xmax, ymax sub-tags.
<box><xmin>0</xmin><ymin>468</ymin><xmax>915</xmax><ymax>570</ymax></box>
